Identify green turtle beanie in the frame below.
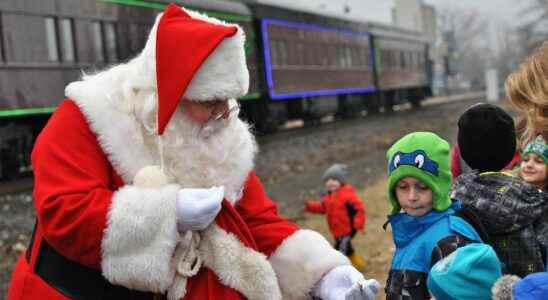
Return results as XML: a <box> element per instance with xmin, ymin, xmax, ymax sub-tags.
<box><xmin>522</xmin><ymin>135</ymin><xmax>548</xmax><ymax>164</ymax></box>
<box><xmin>386</xmin><ymin>132</ymin><xmax>452</xmax><ymax>214</ymax></box>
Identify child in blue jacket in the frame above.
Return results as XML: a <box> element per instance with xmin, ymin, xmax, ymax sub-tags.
<box><xmin>384</xmin><ymin>132</ymin><xmax>482</xmax><ymax>299</ymax></box>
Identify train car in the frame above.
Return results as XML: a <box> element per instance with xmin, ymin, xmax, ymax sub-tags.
<box><xmin>0</xmin><ymin>0</ymin><xmax>432</xmax><ymax>180</ymax></box>
<box><xmin>243</xmin><ymin>2</ymin><xmax>432</xmax><ymax>128</ymax></box>
<box><xmin>0</xmin><ymin>0</ymin><xmax>256</xmax><ymax>179</ymax></box>
<box><xmin>368</xmin><ymin>22</ymin><xmax>431</xmax><ymax>110</ymax></box>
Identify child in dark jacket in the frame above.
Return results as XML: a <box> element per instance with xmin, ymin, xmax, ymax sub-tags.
<box><xmin>452</xmin><ymin>103</ymin><xmax>548</xmax><ymax>277</ymax></box>
<box><xmin>385</xmin><ymin>132</ymin><xmax>482</xmax><ymax>299</ymax></box>
<box><xmin>305</xmin><ymin>164</ymin><xmax>366</xmax><ymax>266</ymax></box>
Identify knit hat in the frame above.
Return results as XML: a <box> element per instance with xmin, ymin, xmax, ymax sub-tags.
<box><xmin>458</xmin><ymin>103</ymin><xmax>516</xmax><ymax>172</ymax></box>
<box><xmin>386</xmin><ymin>132</ymin><xmax>451</xmax><ymax>214</ymax></box>
<box><xmin>522</xmin><ymin>135</ymin><xmax>548</xmax><ymax>163</ymax></box>
<box><xmin>427</xmin><ymin>243</ymin><xmax>502</xmax><ymax>300</ymax></box>
<box><xmin>323</xmin><ymin>163</ymin><xmax>347</xmax><ymax>184</ymax></box>
<box><xmin>151</xmin><ymin>4</ymin><xmax>249</xmax><ymax>135</ymax></box>
<box><xmin>513</xmin><ymin>272</ymin><xmax>548</xmax><ymax>300</ymax></box>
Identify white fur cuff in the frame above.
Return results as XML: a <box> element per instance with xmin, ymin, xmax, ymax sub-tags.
<box><xmin>101</xmin><ymin>184</ymin><xmax>180</xmax><ymax>292</ymax></box>
<box><xmin>269</xmin><ymin>230</ymin><xmax>350</xmax><ymax>300</ymax></box>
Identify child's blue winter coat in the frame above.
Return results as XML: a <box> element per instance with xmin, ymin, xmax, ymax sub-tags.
<box><xmin>386</xmin><ymin>202</ymin><xmax>482</xmax><ymax>299</ymax></box>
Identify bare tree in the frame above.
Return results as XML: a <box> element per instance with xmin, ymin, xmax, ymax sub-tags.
<box><xmin>436</xmin><ymin>4</ymin><xmax>526</xmax><ymax>88</ymax></box>
<box><xmin>519</xmin><ymin>0</ymin><xmax>548</xmax><ymax>52</ymax></box>
<box><xmin>437</xmin><ymin>4</ymin><xmax>492</xmax><ymax>87</ymax></box>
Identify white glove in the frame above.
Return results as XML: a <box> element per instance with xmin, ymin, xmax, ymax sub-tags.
<box><xmin>176</xmin><ymin>186</ymin><xmax>224</xmax><ymax>231</ymax></box>
<box><xmin>314</xmin><ymin>265</ymin><xmax>380</xmax><ymax>300</ymax></box>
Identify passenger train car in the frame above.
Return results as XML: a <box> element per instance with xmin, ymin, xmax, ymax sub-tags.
<box><xmin>0</xmin><ymin>0</ymin><xmax>431</xmax><ymax>179</ymax></box>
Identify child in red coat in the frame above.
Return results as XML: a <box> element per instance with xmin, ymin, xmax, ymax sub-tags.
<box><xmin>306</xmin><ymin>164</ymin><xmax>366</xmax><ymax>267</ymax></box>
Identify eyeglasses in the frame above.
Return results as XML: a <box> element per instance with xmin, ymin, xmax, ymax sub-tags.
<box><xmin>208</xmin><ymin>101</ymin><xmax>240</xmax><ymax>122</ymax></box>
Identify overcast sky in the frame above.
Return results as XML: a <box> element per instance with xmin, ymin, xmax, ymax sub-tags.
<box><xmin>262</xmin><ymin>0</ymin><xmax>533</xmax><ymax>27</ymax></box>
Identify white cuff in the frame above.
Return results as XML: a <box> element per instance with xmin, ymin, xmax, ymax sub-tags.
<box><xmin>101</xmin><ymin>184</ymin><xmax>180</xmax><ymax>292</ymax></box>
<box><xmin>269</xmin><ymin>229</ymin><xmax>350</xmax><ymax>300</ymax></box>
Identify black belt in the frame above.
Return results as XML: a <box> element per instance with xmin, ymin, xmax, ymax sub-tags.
<box><xmin>34</xmin><ymin>238</ymin><xmax>160</xmax><ymax>300</ymax></box>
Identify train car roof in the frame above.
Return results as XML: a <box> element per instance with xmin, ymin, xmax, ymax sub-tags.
<box><xmin>108</xmin><ymin>0</ymin><xmax>251</xmax><ymax>16</ymax></box>
<box><xmin>366</xmin><ymin>21</ymin><xmax>428</xmax><ymax>43</ymax></box>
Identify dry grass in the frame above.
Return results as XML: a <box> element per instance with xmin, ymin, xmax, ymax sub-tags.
<box><xmin>295</xmin><ymin>177</ymin><xmax>394</xmax><ymax>299</ymax></box>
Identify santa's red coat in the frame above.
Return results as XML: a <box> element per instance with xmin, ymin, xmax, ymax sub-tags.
<box><xmin>8</xmin><ymin>100</ymin><xmax>347</xmax><ymax>300</ymax></box>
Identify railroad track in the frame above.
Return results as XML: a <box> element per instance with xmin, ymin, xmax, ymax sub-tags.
<box><xmin>0</xmin><ymin>176</ymin><xmax>34</xmax><ymax>195</ymax></box>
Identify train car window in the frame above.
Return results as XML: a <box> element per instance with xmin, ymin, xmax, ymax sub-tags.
<box><xmin>380</xmin><ymin>50</ymin><xmax>387</xmax><ymax>71</ymax></box>
<box><xmin>104</xmin><ymin>22</ymin><xmax>118</xmax><ymax>62</ymax></box>
<box><xmin>387</xmin><ymin>50</ymin><xmax>392</xmax><ymax>70</ymax></box>
<box><xmin>59</xmin><ymin>18</ymin><xmax>75</xmax><ymax>62</ymax></box>
<box><xmin>279</xmin><ymin>41</ymin><xmax>288</xmax><ymax>67</ymax></box>
<box><xmin>389</xmin><ymin>51</ymin><xmax>396</xmax><ymax>71</ymax></box>
<box><xmin>44</xmin><ymin>17</ymin><xmax>59</xmax><ymax>62</ymax></box>
<box><xmin>304</xmin><ymin>42</ymin><xmax>314</xmax><ymax>66</ymax></box>
<box><xmin>329</xmin><ymin>45</ymin><xmax>338</xmax><ymax>67</ymax></box>
<box><xmin>337</xmin><ymin>47</ymin><xmax>345</xmax><ymax>67</ymax></box>
<box><xmin>269</xmin><ymin>40</ymin><xmax>279</xmax><ymax>67</ymax></box>
<box><xmin>0</xmin><ymin>13</ymin><xmax>4</xmax><ymax>63</ymax></box>
<box><xmin>319</xmin><ymin>43</ymin><xmax>328</xmax><ymax>66</ymax></box>
<box><xmin>345</xmin><ymin>47</ymin><xmax>352</xmax><ymax>67</ymax></box>
<box><xmin>296</xmin><ymin>42</ymin><xmax>304</xmax><ymax>66</ymax></box>
<box><xmin>92</xmin><ymin>21</ymin><xmax>105</xmax><ymax>62</ymax></box>
<box><xmin>395</xmin><ymin>51</ymin><xmax>401</xmax><ymax>71</ymax></box>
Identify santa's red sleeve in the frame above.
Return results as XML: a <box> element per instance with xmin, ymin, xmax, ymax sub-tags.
<box><xmin>32</xmin><ymin>100</ymin><xmax>180</xmax><ymax>292</ymax></box>
<box><xmin>32</xmin><ymin>100</ymin><xmax>114</xmax><ymax>269</ymax></box>
<box><xmin>236</xmin><ymin>172</ymin><xmax>349</xmax><ymax>299</ymax></box>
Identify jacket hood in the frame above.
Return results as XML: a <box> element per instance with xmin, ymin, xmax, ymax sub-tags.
<box><xmin>452</xmin><ymin>171</ymin><xmax>548</xmax><ymax>234</ymax></box>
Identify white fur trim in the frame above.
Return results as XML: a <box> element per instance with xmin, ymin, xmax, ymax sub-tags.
<box><xmin>182</xmin><ymin>9</ymin><xmax>249</xmax><ymax>101</ymax></box>
<box><xmin>491</xmin><ymin>274</ymin><xmax>521</xmax><ymax>300</ymax></box>
<box><xmin>66</xmin><ymin>79</ymin><xmax>156</xmax><ymax>184</ymax></box>
<box><xmin>269</xmin><ymin>230</ymin><xmax>350</xmax><ymax>300</ymax></box>
<box><xmin>199</xmin><ymin>224</ymin><xmax>281</xmax><ymax>300</ymax></box>
<box><xmin>101</xmin><ymin>184</ymin><xmax>180</xmax><ymax>292</ymax></box>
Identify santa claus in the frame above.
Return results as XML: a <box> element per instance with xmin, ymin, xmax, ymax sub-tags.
<box><xmin>7</xmin><ymin>4</ymin><xmax>379</xmax><ymax>300</ymax></box>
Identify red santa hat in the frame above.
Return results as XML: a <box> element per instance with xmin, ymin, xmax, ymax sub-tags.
<box><xmin>153</xmin><ymin>4</ymin><xmax>249</xmax><ymax>135</ymax></box>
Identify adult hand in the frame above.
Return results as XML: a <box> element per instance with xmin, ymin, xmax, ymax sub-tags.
<box><xmin>314</xmin><ymin>265</ymin><xmax>380</xmax><ymax>300</ymax></box>
<box><xmin>176</xmin><ymin>186</ymin><xmax>224</xmax><ymax>231</ymax></box>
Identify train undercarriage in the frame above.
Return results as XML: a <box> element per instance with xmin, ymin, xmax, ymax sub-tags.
<box><xmin>240</xmin><ymin>86</ymin><xmax>430</xmax><ymax>134</ymax></box>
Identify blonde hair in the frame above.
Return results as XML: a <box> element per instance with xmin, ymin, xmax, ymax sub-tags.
<box><xmin>506</xmin><ymin>42</ymin><xmax>548</xmax><ymax>146</ymax></box>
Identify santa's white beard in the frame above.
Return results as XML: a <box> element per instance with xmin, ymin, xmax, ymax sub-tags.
<box><xmin>140</xmin><ymin>104</ymin><xmax>257</xmax><ymax>202</ymax></box>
